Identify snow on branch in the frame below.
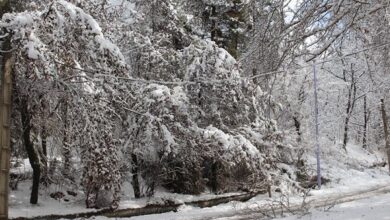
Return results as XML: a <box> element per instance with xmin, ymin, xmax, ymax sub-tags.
<box><xmin>1</xmin><ymin>0</ymin><xmax>127</xmax><ymax>80</ymax></box>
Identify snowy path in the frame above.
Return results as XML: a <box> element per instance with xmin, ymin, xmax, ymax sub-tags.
<box><xmin>124</xmin><ymin>182</ymin><xmax>390</xmax><ymax>220</ymax></box>
<box><xmin>272</xmin><ymin>193</ymin><xmax>390</xmax><ymax>220</ymax></box>
<box><xmin>209</xmin><ymin>184</ymin><xmax>390</xmax><ymax>220</ymax></box>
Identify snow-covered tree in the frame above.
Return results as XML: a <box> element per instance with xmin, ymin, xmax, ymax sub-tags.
<box><xmin>3</xmin><ymin>0</ymin><xmax>126</xmax><ymax>206</ymax></box>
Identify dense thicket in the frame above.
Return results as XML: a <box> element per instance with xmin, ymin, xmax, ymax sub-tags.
<box><xmin>2</xmin><ymin>0</ymin><xmax>390</xmax><ymax>208</ymax></box>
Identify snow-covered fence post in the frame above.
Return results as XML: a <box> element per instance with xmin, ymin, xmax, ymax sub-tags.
<box><xmin>312</xmin><ymin>61</ymin><xmax>321</xmax><ymax>189</ymax></box>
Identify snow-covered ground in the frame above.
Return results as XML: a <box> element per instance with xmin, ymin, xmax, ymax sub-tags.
<box><xmin>9</xmin><ymin>143</ymin><xmax>390</xmax><ymax>219</ymax></box>
<box><xmin>275</xmin><ymin>193</ymin><xmax>390</xmax><ymax>220</ymax></box>
<box><xmin>64</xmin><ymin>186</ymin><xmax>390</xmax><ymax>220</ymax></box>
<box><xmin>88</xmin><ymin>182</ymin><xmax>390</xmax><ymax>220</ymax></box>
<box><xmin>8</xmin><ymin>179</ymin><xmax>244</xmax><ymax>218</ymax></box>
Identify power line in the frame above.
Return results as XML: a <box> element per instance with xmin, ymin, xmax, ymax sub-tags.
<box><xmin>55</xmin><ymin>41</ymin><xmax>390</xmax><ymax>86</ymax></box>
<box><xmin>248</xmin><ymin>41</ymin><xmax>390</xmax><ymax>80</ymax></box>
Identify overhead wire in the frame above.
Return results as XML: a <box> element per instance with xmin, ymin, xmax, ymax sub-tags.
<box><xmin>54</xmin><ymin>41</ymin><xmax>390</xmax><ymax>86</ymax></box>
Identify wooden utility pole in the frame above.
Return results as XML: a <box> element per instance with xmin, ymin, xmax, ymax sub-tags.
<box><xmin>0</xmin><ymin>1</ymin><xmax>12</xmax><ymax>218</ymax></box>
<box><xmin>0</xmin><ymin>36</ymin><xmax>12</xmax><ymax>220</ymax></box>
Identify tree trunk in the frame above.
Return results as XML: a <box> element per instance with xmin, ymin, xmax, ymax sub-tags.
<box><xmin>39</xmin><ymin>97</ymin><xmax>49</xmax><ymax>185</ymax></box>
<box><xmin>41</xmin><ymin>126</ymin><xmax>47</xmax><ymax>157</ymax></box>
<box><xmin>342</xmin><ymin>65</ymin><xmax>357</xmax><ymax>150</ymax></box>
<box><xmin>40</xmin><ymin>123</ymin><xmax>49</xmax><ymax>186</ymax></box>
<box><xmin>131</xmin><ymin>153</ymin><xmax>141</xmax><ymax>198</ymax></box>
<box><xmin>293</xmin><ymin>116</ymin><xmax>301</xmax><ymax>142</ymax></box>
<box><xmin>62</xmin><ymin>99</ymin><xmax>71</xmax><ymax>180</ymax></box>
<box><xmin>20</xmin><ymin>98</ymin><xmax>40</xmax><ymax>204</ymax></box>
<box><xmin>293</xmin><ymin>77</ymin><xmax>306</xmax><ymax>143</ymax></box>
<box><xmin>210</xmin><ymin>6</ymin><xmax>217</xmax><ymax>42</ymax></box>
<box><xmin>342</xmin><ymin>89</ymin><xmax>352</xmax><ymax>150</ymax></box>
<box><xmin>210</xmin><ymin>161</ymin><xmax>218</xmax><ymax>193</ymax></box>
<box><xmin>380</xmin><ymin>98</ymin><xmax>390</xmax><ymax>173</ymax></box>
<box><xmin>362</xmin><ymin>95</ymin><xmax>368</xmax><ymax>149</ymax></box>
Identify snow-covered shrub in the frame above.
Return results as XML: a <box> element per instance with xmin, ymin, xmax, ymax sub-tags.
<box><xmin>182</xmin><ymin>39</ymin><xmax>245</xmax><ymax>129</ymax></box>
<box><xmin>76</xmin><ymin>97</ymin><xmax>122</xmax><ymax>209</ymax></box>
<box><xmin>200</xmin><ymin>126</ymin><xmax>267</xmax><ymax>192</ymax></box>
<box><xmin>125</xmin><ymin>83</ymin><xmax>192</xmax><ymax>196</ymax></box>
<box><xmin>126</xmin><ymin>0</ymin><xmax>190</xmax><ymax>81</ymax></box>
<box><xmin>126</xmin><ymin>81</ymin><xmax>277</xmax><ymax>194</ymax></box>
<box><xmin>160</xmin><ymin>141</ymin><xmax>206</xmax><ymax>194</ymax></box>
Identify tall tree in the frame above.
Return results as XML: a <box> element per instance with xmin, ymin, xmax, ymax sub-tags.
<box><xmin>380</xmin><ymin>99</ymin><xmax>390</xmax><ymax>173</ymax></box>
